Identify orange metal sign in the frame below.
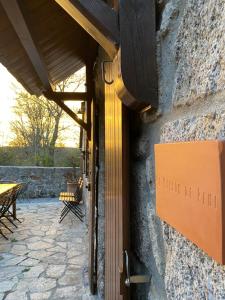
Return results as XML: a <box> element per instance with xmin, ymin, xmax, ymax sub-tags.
<box><xmin>155</xmin><ymin>140</ymin><xmax>225</xmax><ymax>264</ymax></box>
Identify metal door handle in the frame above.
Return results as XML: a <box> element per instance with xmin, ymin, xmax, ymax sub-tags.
<box><xmin>124</xmin><ymin>250</ymin><xmax>151</xmax><ymax>287</ymax></box>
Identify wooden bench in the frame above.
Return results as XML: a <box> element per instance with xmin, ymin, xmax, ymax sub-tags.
<box><xmin>59</xmin><ymin>177</ymin><xmax>84</xmax><ymax>223</ymax></box>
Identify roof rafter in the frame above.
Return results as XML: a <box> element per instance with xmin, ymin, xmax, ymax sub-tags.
<box><xmin>44</xmin><ymin>93</ymin><xmax>88</xmax><ymax>131</ymax></box>
<box><xmin>44</xmin><ymin>91</ymin><xmax>87</xmax><ymax>101</ymax></box>
<box><xmin>0</xmin><ymin>0</ymin><xmax>53</xmax><ymax>92</ymax></box>
<box><xmin>0</xmin><ymin>0</ymin><xmax>88</xmax><ymax>130</ymax></box>
<box><xmin>55</xmin><ymin>0</ymin><xmax>120</xmax><ymax>58</ymax></box>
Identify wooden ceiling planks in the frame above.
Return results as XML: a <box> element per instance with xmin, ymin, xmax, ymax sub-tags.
<box><xmin>1</xmin><ymin>0</ymin><xmax>54</xmax><ymax>92</ymax></box>
<box><xmin>0</xmin><ymin>0</ymin><xmax>97</xmax><ymax>95</ymax></box>
<box><xmin>19</xmin><ymin>0</ymin><xmax>96</xmax><ymax>86</ymax></box>
<box><xmin>0</xmin><ymin>4</ymin><xmax>42</xmax><ymax>94</ymax></box>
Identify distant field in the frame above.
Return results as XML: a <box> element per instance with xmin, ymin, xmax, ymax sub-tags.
<box><xmin>0</xmin><ymin>146</ymin><xmax>81</xmax><ymax>167</ymax></box>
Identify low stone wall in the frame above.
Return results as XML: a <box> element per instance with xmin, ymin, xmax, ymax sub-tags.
<box><xmin>0</xmin><ymin>166</ymin><xmax>81</xmax><ymax>199</ymax></box>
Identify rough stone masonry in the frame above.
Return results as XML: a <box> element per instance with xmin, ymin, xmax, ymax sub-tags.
<box><xmin>129</xmin><ymin>0</ymin><xmax>225</xmax><ymax>299</ymax></box>
<box><xmin>0</xmin><ymin>166</ymin><xmax>80</xmax><ymax>199</ymax></box>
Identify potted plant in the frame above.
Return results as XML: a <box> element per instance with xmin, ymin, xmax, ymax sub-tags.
<box><xmin>66</xmin><ymin>171</ymin><xmax>79</xmax><ymax>194</ymax></box>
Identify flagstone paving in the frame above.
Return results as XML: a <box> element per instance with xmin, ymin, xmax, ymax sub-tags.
<box><xmin>0</xmin><ymin>199</ymin><xmax>96</xmax><ymax>300</ymax></box>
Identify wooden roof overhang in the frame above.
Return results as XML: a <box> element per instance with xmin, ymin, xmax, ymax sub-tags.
<box><xmin>0</xmin><ymin>0</ymin><xmax>158</xmax><ymax>125</ymax></box>
<box><xmin>0</xmin><ymin>0</ymin><xmax>97</xmax><ymax>133</ymax></box>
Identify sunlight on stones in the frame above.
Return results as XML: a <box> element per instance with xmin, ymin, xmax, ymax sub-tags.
<box><xmin>0</xmin><ymin>200</ymin><xmax>93</xmax><ymax>299</ymax></box>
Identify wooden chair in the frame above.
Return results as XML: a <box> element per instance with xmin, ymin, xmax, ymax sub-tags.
<box><xmin>0</xmin><ymin>183</ymin><xmax>26</xmax><ymax>239</ymax></box>
<box><xmin>59</xmin><ymin>177</ymin><xmax>84</xmax><ymax>223</ymax></box>
<box><xmin>6</xmin><ymin>183</ymin><xmax>26</xmax><ymax>224</ymax></box>
<box><xmin>0</xmin><ymin>188</ymin><xmax>16</xmax><ymax>239</ymax></box>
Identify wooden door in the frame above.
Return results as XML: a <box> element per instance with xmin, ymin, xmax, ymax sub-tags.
<box><xmin>105</xmin><ymin>63</ymin><xmax>129</xmax><ymax>299</ymax></box>
<box><xmin>88</xmin><ymin>97</ymin><xmax>97</xmax><ymax>294</ymax></box>
<box><xmin>86</xmin><ymin>60</ymin><xmax>98</xmax><ymax>294</ymax></box>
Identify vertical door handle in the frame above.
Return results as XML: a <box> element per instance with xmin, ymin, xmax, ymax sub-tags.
<box><xmin>124</xmin><ymin>250</ymin><xmax>151</xmax><ymax>287</ymax></box>
<box><xmin>101</xmin><ymin>61</ymin><xmax>114</xmax><ymax>85</ymax></box>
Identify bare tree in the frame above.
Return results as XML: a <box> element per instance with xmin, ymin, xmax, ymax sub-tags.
<box><xmin>56</xmin><ymin>68</ymin><xmax>85</xmax><ymax>93</ymax></box>
<box><xmin>10</xmin><ymin>92</ymin><xmax>64</xmax><ymax>166</ymax></box>
<box><xmin>10</xmin><ymin>69</ymin><xmax>85</xmax><ymax>166</ymax></box>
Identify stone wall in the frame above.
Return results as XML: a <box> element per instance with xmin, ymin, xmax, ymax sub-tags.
<box><xmin>130</xmin><ymin>0</ymin><xmax>225</xmax><ymax>299</ymax></box>
<box><xmin>0</xmin><ymin>166</ymin><xmax>80</xmax><ymax>199</ymax></box>
<box><xmin>95</xmin><ymin>50</ymin><xmax>106</xmax><ymax>300</ymax></box>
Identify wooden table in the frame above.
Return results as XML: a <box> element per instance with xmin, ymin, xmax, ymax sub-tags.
<box><xmin>0</xmin><ymin>183</ymin><xmax>19</xmax><ymax>219</ymax></box>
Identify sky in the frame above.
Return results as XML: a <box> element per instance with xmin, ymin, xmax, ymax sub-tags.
<box><xmin>0</xmin><ymin>64</ymin><xmax>16</xmax><ymax>145</ymax></box>
<box><xmin>0</xmin><ymin>63</ymin><xmax>82</xmax><ymax>147</ymax></box>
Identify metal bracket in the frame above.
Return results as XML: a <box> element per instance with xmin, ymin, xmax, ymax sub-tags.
<box><xmin>124</xmin><ymin>250</ymin><xmax>151</xmax><ymax>287</ymax></box>
<box><xmin>101</xmin><ymin>61</ymin><xmax>114</xmax><ymax>85</ymax></box>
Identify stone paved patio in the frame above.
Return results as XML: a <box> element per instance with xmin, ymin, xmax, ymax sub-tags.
<box><xmin>0</xmin><ymin>199</ymin><xmax>96</xmax><ymax>300</ymax></box>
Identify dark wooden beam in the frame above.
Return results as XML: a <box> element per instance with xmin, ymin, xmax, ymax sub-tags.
<box><xmin>55</xmin><ymin>0</ymin><xmax>120</xmax><ymax>58</ymax></box>
<box><xmin>0</xmin><ymin>0</ymin><xmax>53</xmax><ymax>91</ymax></box>
<box><xmin>44</xmin><ymin>91</ymin><xmax>87</xmax><ymax>101</ymax></box>
<box><xmin>86</xmin><ymin>63</ymin><xmax>93</xmax><ymax>141</ymax></box>
<box><xmin>44</xmin><ymin>92</ymin><xmax>88</xmax><ymax>131</ymax></box>
<box><xmin>115</xmin><ymin>0</ymin><xmax>158</xmax><ymax>110</ymax></box>
<box><xmin>53</xmin><ymin>100</ymin><xmax>88</xmax><ymax>130</ymax></box>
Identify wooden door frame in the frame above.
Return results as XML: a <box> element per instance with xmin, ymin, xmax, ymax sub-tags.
<box><xmin>104</xmin><ymin>62</ymin><xmax>130</xmax><ymax>299</ymax></box>
<box><xmin>87</xmin><ymin>61</ymin><xmax>99</xmax><ymax>294</ymax></box>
